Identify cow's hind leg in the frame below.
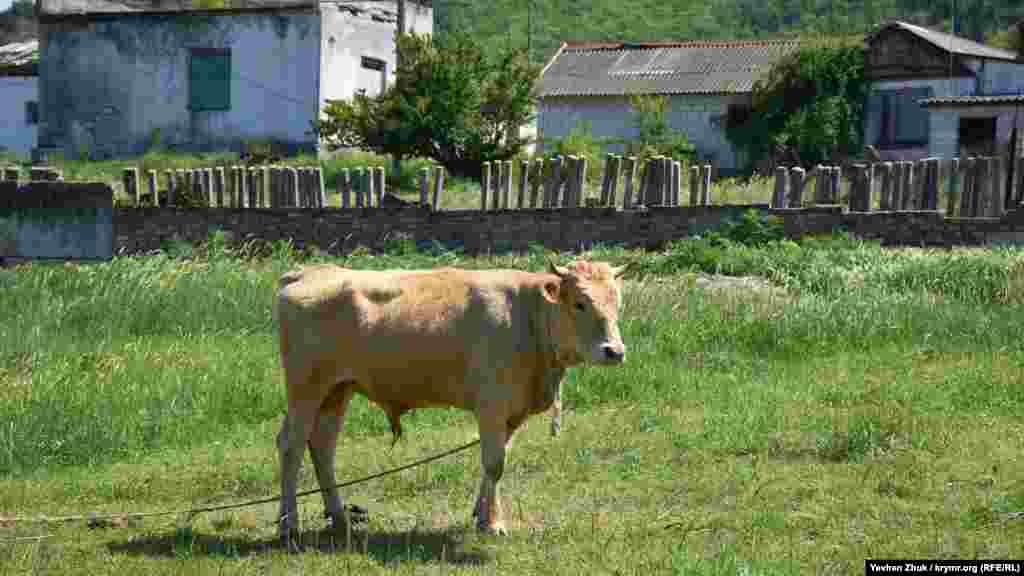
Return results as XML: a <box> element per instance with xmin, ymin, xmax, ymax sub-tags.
<box><xmin>308</xmin><ymin>382</ymin><xmax>366</xmax><ymax>531</ymax></box>
<box><xmin>277</xmin><ymin>403</ymin><xmax>316</xmax><ymax>550</ymax></box>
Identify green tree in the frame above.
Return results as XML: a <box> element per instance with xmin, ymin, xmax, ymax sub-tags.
<box><xmin>724</xmin><ymin>39</ymin><xmax>866</xmax><ymax>169</ymax></box>
<box><xmin>629</xmin><ymin>94</ymin><xmax>696</xmax><ymax>162</ymax></box>
<box><xmin>315</xmin><ymin>31</ymin><xmax>540</xmax><ymax>179</ymax></box>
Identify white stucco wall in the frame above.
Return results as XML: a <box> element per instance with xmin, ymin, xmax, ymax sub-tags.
<box><xmin>0</xmin><ymin>76</ymin><xmax>37</xmax><ymax>158</ymax></box>
<box><xmin>39</xmin><ymin>10</ymin><xmax>321</xmax><ymax>158</ymax></box>
<box><xmin>538</xmin><ymin>94</ymin><xmax>746</xmax><ymax>173</ymax></box>
<box><xmin>318</xmin><ymin>1</ymin><xmax>432</xmax><ymax>110</ymax></box>
<box><xmin>969</xmin><ymin>59</ymin><xmax>1024</xmax><ymax>95</ymax></box>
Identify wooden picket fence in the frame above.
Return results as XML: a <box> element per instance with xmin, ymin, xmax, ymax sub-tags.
<box><xmin>478</xmin><ymin>154</ymin><xmax>714</xmax><ymax>210</ymax></box>
<box><xmin>116</xmin><ymin>164</ymin><xmax>448</xmax><ymax>211</ymax></box>
<box><xmin>773</xmin><ymin>155</ymin><xmax>1024</xmax><ymax>217</ymax></box>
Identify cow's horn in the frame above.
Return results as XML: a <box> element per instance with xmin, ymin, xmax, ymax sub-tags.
<box><xmin>612</xmin><ymin>261</ymin><xmax>638</xmax><ymax>279</ymax></box>
<box><xmin>546</xmin><ymin>257</ymin><xmax>567</xmax><ymax>278</ymax></box>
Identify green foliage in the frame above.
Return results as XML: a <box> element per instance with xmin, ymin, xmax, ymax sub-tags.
<box><xmin>542</xmin><ymin>121</ymin><xmax>616</xmax><ymax>184</ymax></box>
<box><xmin>725</xmin><ymin>40</ymin><xmax>866</xmax><ymax>169</ymax></box>
<box><xmin>316</xmin><ymin>31</ymin><xmax>541</xmax><ymax>180</ymax></box>
<box><xmin>629</xmin><ymin>95</ymin><xmax>696</xmax><ymax>163</ymax></box>
<box><xmin>438</xmin><ymin>0</ymin><xmax>1024</xmax><ymax>68</ymax></box>
<box><xmin>986</xmin><ymin>24</ymin><xmax>1024</xmax><ymax>53</ymax></box>
<box><xmin>704</xmin><ymin>209</ymin><xmax>787</xmax><ymax>246</ymax></box>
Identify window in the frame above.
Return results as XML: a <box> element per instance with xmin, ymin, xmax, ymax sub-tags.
<box><xmin>189</xmin><ymin>48</ymin><xmax>231</xmax><ymax>111</ymax></box>
<box><xmin>25</xmin><ymin>101</ymin><xmax>38</xmax><ymax>125</ymax></box>
<box><xmin>875</xmin><ymin>87</ymin><xmax>931</xmax><ymax>148</ymax></box>
<box><xmin>357</xmin><ymin>56</ymin><xmax>386</xmax><ymax>97</ymax></box>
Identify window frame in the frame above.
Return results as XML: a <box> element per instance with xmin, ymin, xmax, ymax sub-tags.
<box><xmin>189</xmin><ymin>47</ymin><xmax>232</xmax><ymax>112</ymax></box>
<box><xmin>875</xmin><ymin>87</ymin><xmax>931</xmax><ymax>149</ymax></box>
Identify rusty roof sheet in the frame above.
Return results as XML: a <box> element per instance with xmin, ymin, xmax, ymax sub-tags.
<box><xmin>871</xmin><ymin>21</ymin><xmax>1020</xmax><ymax>62</ymax></box>
<box><xmin>538</xmin><ymin>39</ymin><xmax>802</xmax><ymax>98</ymax></box>
<box><xmin>0</xmin><ymin>40</ymin><xmax>38</xmax><ymax>76</ymax></box>
<box><xmin>920</xmin><ymin>94</ymin><xmax>1024</xmax><ymax>107</ymax></box>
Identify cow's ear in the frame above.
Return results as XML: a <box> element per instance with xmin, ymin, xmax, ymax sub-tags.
<box><xmin>542</xmin><ymin>280</ymin><xmax>560</xmax><ymax>304</ymax></box>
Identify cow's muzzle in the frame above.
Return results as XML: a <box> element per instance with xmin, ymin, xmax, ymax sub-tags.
<box><xmin>598</xmin><ymin>342</ymin><xmax>626</xmax><ymax>365</ymax></box>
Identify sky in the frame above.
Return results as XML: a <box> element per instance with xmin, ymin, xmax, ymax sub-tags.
<box><xmin>0</xmin><ymin>0</ymin><xmax>13</xmax><ymax>12</ymax></box>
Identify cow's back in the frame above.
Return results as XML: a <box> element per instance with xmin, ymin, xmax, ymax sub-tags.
<box><xmin>276</xmin><ymin>266</ymin><xmax>548</xmax><ymax>412</ymax></box>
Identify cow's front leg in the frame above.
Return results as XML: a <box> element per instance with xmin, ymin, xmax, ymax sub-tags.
<box><xmin>545</xmin><ymin>367</ymin><xmax>565</xmax><ymax>437</ymax></box>
<box><xmin>472</xmin><ymin>421</ymin><xmax>509</xmax><ymax>535</ymax></box>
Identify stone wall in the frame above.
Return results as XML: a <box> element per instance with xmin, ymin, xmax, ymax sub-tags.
<box><xmin>112</xmin><ymin>202</ymin><xmax>1024</xmax><ymax>257</ymax></box>
<box><xmin>0</xmin><ymin>181</ymin><xmax>113</xmax><ymax>260</ymax></box>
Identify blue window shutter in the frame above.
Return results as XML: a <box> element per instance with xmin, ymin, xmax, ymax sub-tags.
<box><xmin>190</xmin><ymin>50</ymin><xmax>231</xmax><ymax>111</ymax></box>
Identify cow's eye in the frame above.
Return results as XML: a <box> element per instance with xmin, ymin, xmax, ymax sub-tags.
<box><xmin>575</xmin><ymin>302</ymin><xmax>585</xmax><ymax>311</ymax></box>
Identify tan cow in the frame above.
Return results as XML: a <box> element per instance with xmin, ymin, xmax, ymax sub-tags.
<box><xmin>273</xmin><ymin>259</ymin><xmax>631</xmax><ymax>547</ymax></box>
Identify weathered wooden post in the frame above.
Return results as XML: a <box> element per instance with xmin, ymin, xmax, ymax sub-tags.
<box><xmin>213</xmin><ymin>167</ymin><xmax>225</xmax><ymax>207</ymax></box>
<box><xmin>600</xmin><ymin>153</ymin><xmax>614</xmax><ymax>206</ymax></box>
<box><xmin>164</xmin><ymin>170</ymin><xmax>176</xmax><ymax>206</ymax></box>
<box><xmin>576</xmin><ymin>156</ymin><xmax>587</xmax><ymax>207</ymax></box>
<box><xmin>374</xmin><ymin>166</ymin><xmax>386</xmax><ymax>207</ymax></box>
<box><xmin>606</xmin><ymin>155</ymin><xmax>621</xmax><ymax>207</ymax></box>
<box><xmin>432</xmin><ymin>165</ymin><xmax>444</xmax><ymax>211</ymax></box>
<box><xmin>701</xmin><ymin>164</ymin><xmax>712</xmax><ymax>205</ymax></box>
<box><xmin>529</xmin><ymin>158</ymin><xmax>543</xmax><ymax>208</ymax></box>
<box><xmin>645</xmin><ymin>156</ymin><xmax>662</xmax><ymax>206</ymax></box>
<box><xmin>146</xmin><ymin>169</ymin><xmax>158</xmax><ymax>207</ymax></box>
<box><xmin>122</xmin><ymin>167</ymin><xmax>140</xmax><ymax>205</ymax></box>
<box><xmin>669</xmin><ymin>160</ymin><xmax>680</xmax><ymax>207</ymax></box>
<box><xmin>621</xmin><ymin>156</ymin><xmax>637</xmax><ymax>210</ymax></box>
<box><xmin>989</xmin><ymin>156</ymin><xmax>1004</xmax><ymax>217</ymax></box>
<box><xmin>772</xmin><ymin>166</ymin><xmax>788</xmax><ymax>209</ymax></box>
<box><xmin>517</xmin><ymin>160</ymin><xmax>529</xmax><ymax>209</ymax></box>
<box><xmin>236</xmin><ymin>167</ymin><xmax>248</xmax><ymax>209</ymax></box>
<box><xmin>503</xmin><ymin>160</ymin><xmax>514</xmax><ymax>209</ymax></box>
<box><xmin>353</xmin><ymin>168</ymin><xmax>364</xmax><ymax>208</ymax></box>
<box><xmin>958</xmin><ymin>157</ymin><xmax>974</xmax><ymax>217</ymax></box>
<box><xmin>664</xmin><ymin>157</ymin><xmax>674</xmax><ymax>206</ymax></box>
<box><xmin>489</xmin><ymin>160</ymin><xmax>502</xmax><ymax>210</ymax></box>
<box><xmin>546</xmin><ymin>156</ymin><xmax>562</xmax><ymax>208</ymax></box>
<box><xmin>315</xmin><ymin>167</ymin><xmax>327</xmax><ymax>208</ymax></box>
<box><xmin>829</xmin><ymin>166</ymin><xmax>841</xmax><ymax>205</ymax></box>
<box><xmin>921</xmin><ymin>158</ymin><xmax>939</xmax><ymax>211</ymax></box>
<box><xmin>338</xmin><ymin>169</ymin><xmax>351</xmax><ymax>208</ymax></box>
<box><xmin>560</xmin><ymin>155</ymin><xmax>575</xmax><ymax>208</ymax></box>
<box><xmin>1015</xmin><ymin>156</ymin><xmax>1024</xmax><ymax>207</ymax></box>
<box><xmin>261</xmin><ymin>166</ymin><xmax>271</xmax><ymax>208</ymax></box>
<box><xmin>418</xmin><ymin>167</ymin><xmax>430</xmax><ymax>207</ymax></box>
<box><xmin>788</xmin><ymin>166</ymin><xmax>806</xmax><ymax>208</ymax></box>
<box><xmin>480</xmin><ymin>161</ymin><xmax>491</xmax><ymax>211</ymax></box>
<box><xmin>887</xmin><ymin>162</ymin><xmax>901</xmax><ymax>211</ymax></box>
<box><xmin>812</xmin><ymin>164</ymin><xmax>825</xmax><ymax>205</ymax></box>
<box><xmin>849</xmin><ymin>164</ymin><xmax>870</xmax><ymax>212</ymax></box>
<box><xmin>687</xmin><ymin>165</ymin><xmax>700</xmax><ymax>207</ymax></box>
<box><xmin>972</xmin><ymin>157</ymin><xmax>989</xmax><ymax>217</ymax></box>
<box><xmin>364</xmin><ymin>167</ymin><xmax>376</xmax><ymax>208</ymax></box>
<box><xmin>877</xmin><ymin>162</ymin><xmax>893</xmax><ymax>210</ymax></box>
<box><xmin>945</xmin><ymin>158</ymin><xmax>960</xmax><ymax>216</ymax></box>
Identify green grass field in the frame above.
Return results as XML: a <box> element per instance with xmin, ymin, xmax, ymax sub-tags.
<box><xmin>3</xmin><ymin>227</ymin><xmax>1024</xmax><ymax>574</ymax></box>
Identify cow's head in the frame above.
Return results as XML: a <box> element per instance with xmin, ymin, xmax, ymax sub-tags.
<box><xmin>542</xmin><ymin>259</ymin><xmax>633</xmax><ymax>366</ymax></box>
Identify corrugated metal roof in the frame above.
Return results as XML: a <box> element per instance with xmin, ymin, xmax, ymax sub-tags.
<box><xmin>874</xmin><ymin>21</ymin><xmax>1020</xmax><ymax>62</ymax></box>
<box><xmin>538</xmin><ymin>40</ymin><xmax>802</xmax><ymax>98</ymax></box>
<box><xmin>920</xmin><ymin>94</ymin><xmax>1024</xmax><ymax>107</ymax></box>
<box><xmin>0</xmin><ymin>40</ymin><xmax>38</xmax><ymax>76</ymax></box>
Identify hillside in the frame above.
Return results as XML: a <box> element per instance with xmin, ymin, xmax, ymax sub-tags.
<box><xmin>435</xmin><ymin>0</ymin><xmax>1024</xmax><ymax>64</ymax></box>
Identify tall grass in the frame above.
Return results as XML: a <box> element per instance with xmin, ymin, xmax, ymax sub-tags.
<box><xmin>3</xmin><ymin>230</ymin><xmax>1024</xmax><ymax>479</ymax></box>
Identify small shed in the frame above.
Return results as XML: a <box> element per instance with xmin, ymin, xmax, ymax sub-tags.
<box><xmin>35</xmin><ymin>0</ymin><xmax>432</xmax><ymax>160</ymax></box>
<box><xmin>536</xmin><ymin>39</ymin><xmax>802</xmax><ymax>176</ymax></box>
<box><xmin>864</xmin><ymin>20</ymin><xmax>1024</xmax><ymax>161</ymax></box>
<box><xmin>0</xmin><ymin>39</ymin><xmax>39</xmax><ymax>159</ymax></box>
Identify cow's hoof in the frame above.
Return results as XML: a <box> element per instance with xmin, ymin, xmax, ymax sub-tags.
<box><xmin>325</xmin><ymin>505</ymin><xmax>368</xmax><ymax>527</ymax></box>
<box><xmin>279</xmin><ymin>531</ymin><xmax>304</xmax><ymax>554</ymax></box>
<box><xmin>476</xmin><ymin>521</ymin><xmax>507</xmax><ymax>536</ymax></box>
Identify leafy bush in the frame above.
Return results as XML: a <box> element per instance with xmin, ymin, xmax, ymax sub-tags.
<box><xmin>725</xmin><ymin>39</ymin><xmax>866</xmax><ymax>169</ymax></box>
<box><xmin>315</xmin><ymin>31</ymin><xmax>540</xmax><ymax>180</ymax></box>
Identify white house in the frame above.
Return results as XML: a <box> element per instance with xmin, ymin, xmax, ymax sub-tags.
<box><xmin>0</xmin><ymin>39</ymin><xmax>38</xmax><ymax>159</ymax></box>
<box><xmin>536</xmin><ymin>39</ymin><xmax>803</xmax><ymax>176</ymax></box>
<box><xmin>34</xmin><ymin>0</ymin><xmax>432</xmax><ymax>160</ymax></box>
<box><xmin>863</xmin><ymin>21</ymin><xmax>1024</xmax><ymax>161</ymax></box>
